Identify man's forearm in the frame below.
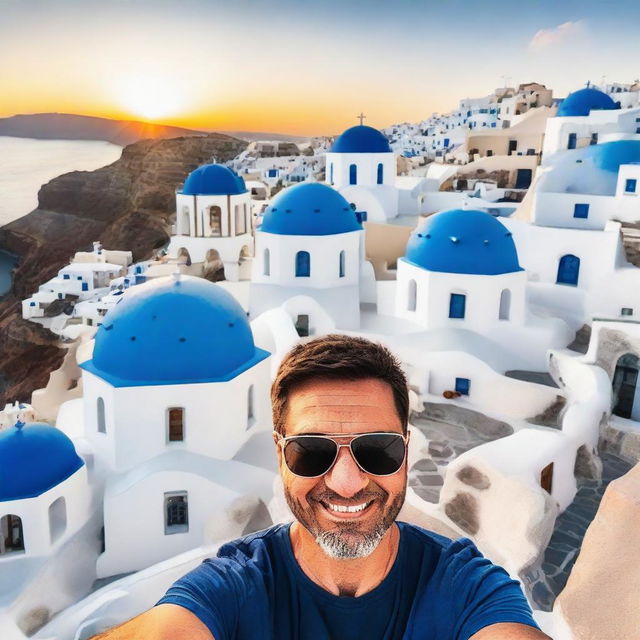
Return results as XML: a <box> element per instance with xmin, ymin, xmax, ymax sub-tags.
<box><xmin>471</xmin><ymin>622</ymin><xmax>552</xmax><ymax>639</ymax></box>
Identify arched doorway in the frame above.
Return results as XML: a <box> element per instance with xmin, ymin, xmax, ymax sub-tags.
<box><xmin>180</xmin><ymin>206</ymin><xmax>191</xmax><ymax>236</ymax></box>
<box><xmin>556</xmin><ymin>254</ymin><xmax>580</xmax><ymax>286</ymax></box>
<box><xmin>499</xmin><ymin>288</ymin><xmax>511</xmax><ymax>320</ymax></box>
<box><xmin>612</xmin><ymin>353</ymin><xmax>640</xmax><ymax>420</ymax></box>
<box><xmin>0</xmin><ymin>514</ymin><xmax>25</xmax><ymax>554</ymax></box>
<box><xmin>209</xmin><ymin>206</ymin><xmax>222</xmax><ymax>237</ymax></box>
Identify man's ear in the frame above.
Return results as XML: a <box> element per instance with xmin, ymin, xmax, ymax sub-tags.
<box><xmin>273</xmin><ymin>430</ymin><xmax>284</xmax><ymax>467</ymax></box>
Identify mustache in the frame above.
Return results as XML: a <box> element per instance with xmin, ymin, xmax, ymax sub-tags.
<box><xmin>311</xmin><ymin>488</ymin><xmax>387</xmax><ymax>503</ymax></box>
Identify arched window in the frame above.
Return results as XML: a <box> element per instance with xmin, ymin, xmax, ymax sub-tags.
<box><xmin>339</xmin><ymin>251</ymin><xmax>346</xmax><ymax>278</ymax></box>
<box><xmin>209</xmin><ymin>206</ymin><xmax>222</xmax><ymax>237</ymax></box>
<box><xmin>0</xmin><ymin>515</ymin><xmax>24</xmax><ymax>554</ymax></box>
<box><xmin>377</xmin><ymin>163</ymin><xmax>384</xmax><ymax>185</ymax></box>
<box><xmin>235</xmin><ymin>204</ymin><xmax>246</xmax><ymax>235</ymax></box>
<box><xmin>296</xmin><ymin>251</ymin><xmax>310</xmax><ymax>277</ymax></box>
<box><xmin>349</xmin><ymin>164</ymin><xmax>357</xmax><ymax>185</ymax></box>
<box><xmin>329</xmin><ymin>163</ymin><xmax>334</xmax><ymax>185</ymax></box>
<box><xmin>49</xmin><ymin>497</ymin><xmax>67</xmax><ymax>544</ymax></box>
<box><xmin>97</xmin><ymin>397</ymin><xmax>106</xmax><ymax>434</ymax></box>
<box><xmin>247</xmin><ymin>385</ymin><xmax>255</xmax><ymax>430</ymax></box>
<box><xmin>407</xmin><ymin>279</ymin><xmax>417</xmax><ymax>311</ymax></box>
<box><xmin>264</xmin><ymin>248</ymin><xmax>271</xmax><ymax>276</ymax></box>
<box><xmin>167</xmin><ymin>407</ymin><xmax>184</xmax><ymax>442</ymax></box>
<box><xmin>556</xmin><ymin>254</ymin><xmax>580</xmax><ymax>286</ymax></box>
<box><xmin>180</xmin><ymin>206</ymin><xmax>191</xmax><ymax>235</ymax></box>
<box><xmin>499</xmin><ymin>288</ymin><xmax>511</xmax><ymax>320</ymax></box>
<box><xmin>449</xmin><ymin>293</ymin><xmax>466</xmax><ymax>319</ymax></box>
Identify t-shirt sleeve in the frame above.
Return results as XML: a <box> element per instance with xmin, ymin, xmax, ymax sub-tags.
<box><xmin>156</xmin><ymin>557</ymin><xmax>253</xmax><ymax>640</ymax></box>
<box><xmin>440</xmin><ymin>538</ymin><xmax>540</xmax><ymax>640</ymax></box>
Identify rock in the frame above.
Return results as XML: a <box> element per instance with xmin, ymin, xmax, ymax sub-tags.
<box><xmin>555</xmin><ymin>463</ymin><xmax>640</xmax><ymax>640</ymax></box>
<box><xmin>415</xmin><ymin>402</ymin><xmax>513</xmax><ymax>439</ymax></box>
<box><xmin>456</xmin><ymin>465</ymin><xmax>491</xmax><ymax>490</ymax></box>
<box><xmin>573</xmin><ymin>444</ymin><xmax>602</xmax><ymax>481</ymax></box>
<box><xmin>0</xmin><ymin>134</ymin><xmax>247</xmax><ymax>406</ymax></box>
<box><xmin>428</xmin><ymin>440</ymin><xmax>454</xmax><ymax>458</ymax></box>
<box><xmin>444</xmin><ymin>492</ymin><xmax>480</xmax><ymax>535</ymax></box>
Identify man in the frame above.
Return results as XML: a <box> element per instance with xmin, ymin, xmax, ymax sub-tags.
<box><xmin>94</xmin><ymin>335</ymin><xmax>550</xmax><ymax>640</ymax></box>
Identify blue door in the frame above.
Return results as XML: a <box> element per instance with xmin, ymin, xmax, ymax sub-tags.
<box><xmin>515</xmin><ymin>169</ymin><xmax>532</xmax><ymax>189</ymax></box>
<box><xmin>455</xmin><ymin>377</ymin><xmax>470</xmax><ymax>395</ymax></box>
<box><xmin>556</xmin><ymin>254</ymin><xmax>580</xmax><ymax>286</ymax></box>
<box><xmin>376</xmin><ymin>163</ymin><xmax>383</xmax><ymax>185</ymax></box>
<box><xmin>449</xmin><ymin>293</ymin><xmax>466</xmax><ymax>319</ymax></box>
<box><xmin>295</xmin><ymin>251</ymin><xmax>310</xmax><ymax>277</ymax></box>
<box><xmin>349</xmin><ymin>164</ymin><xmax>357</xmax><ymax>185</ymax></box>
<box><xmin>81</xmin><ymin>282</ymin><xmax>89</xmax><ymax>292</ymax></box>
<box><xmin>567</xmin><ymin>133</ymin><xmax>577</xmax><ymax>150</ymax></box>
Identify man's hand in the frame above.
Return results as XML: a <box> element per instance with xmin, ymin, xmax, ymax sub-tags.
<box><xmin>471</xmin><ymin>622</ymin><xmax>552</xmax><ymax>639</ymax></box>
<box><xmin>90</xmin><ymin>604</ymin><xmax>214</xmax><ymax>640</ymax></box>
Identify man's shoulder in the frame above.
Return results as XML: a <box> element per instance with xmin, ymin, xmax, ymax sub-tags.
<box><xmin>213</xmin><ymin>523</ymin><xmax>289</xmax><ymax>568</ymax></box>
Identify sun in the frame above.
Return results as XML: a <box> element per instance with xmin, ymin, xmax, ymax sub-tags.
<box><xmin>116</xmin><ymin>72</ymin><xmax>187</xmax><ymax>122</ymax></box>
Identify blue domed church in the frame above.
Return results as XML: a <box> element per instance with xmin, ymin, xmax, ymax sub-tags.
<box><xmin>395</xmin><ymin>209</ymin><xmax>527</xmax><ymax>332</ymax></box>
<box><xmin>250</xmin><ymin>182</ymin><xmax>364</xmax><ymax>332</ymax></box>
<box><xmin>168</xmin><ymin>164</ymin><xmax>253</xmax><ymax>280</ymax></box>
<box><xmin>325</xmin><ymin>124</ymin><xmax>400</xmax><ymax>222</ymax></box>
<box><xmin>77</xmin><ymin>275</ymin><xmax>274</xmax><ymax>577</ymax></box>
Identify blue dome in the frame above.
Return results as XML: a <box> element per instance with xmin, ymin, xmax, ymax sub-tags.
<box><xmin>181</xmin><ymin>164</ymin><xmax>247</xmax><ymax>196</ymax></box>
<box><xmin>0</xmin><ymin>423</ymin><xmax>84</xmax><ymax>502</ymax></box>
<box><xmin>81</xmin><ymin>276</ymin><xmax>269</xmax><ymax>387</ymax></box>
<box><xmin>404</xmin><ymin>209</ymin><xmax>522</xmax><ymax>275</ymax></box>
<box><xmin>331</xmin><ymin>125</ymin><xmax>392</xmax><ymax>153</ymax></box>
<box><xmin>557</xmin><ymin>88</ymin><xmax>618</xmax><ymax>117</ymax></box>
<box><xmin>259</xmin><ymin>183</ymin><xmax>362</xmax><ymax>236</ymax></box>
<box><xmin>584</xmin><ymin>140</ymin><xmax>640</xmax><ymax>172</ymax></box>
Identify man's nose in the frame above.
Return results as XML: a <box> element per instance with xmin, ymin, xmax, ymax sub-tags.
<box><xmin>324</xmin><ymin>446</ymin><xmax>369</xmax><ymax>498</ymax></box>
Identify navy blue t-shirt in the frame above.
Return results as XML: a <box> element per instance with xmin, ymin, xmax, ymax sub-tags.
<box><xmin>157</xmin><ymin>522</ymin><xmax>538</xmax><ymax>640</ymax></box>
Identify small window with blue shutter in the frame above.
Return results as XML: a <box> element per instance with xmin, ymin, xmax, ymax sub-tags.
<box><xmin>455</xmin><ymin>378</ymin><xmax>470</xmax><ymax>395</ymax></box>
<box><xmin>573</xmin><ymin>203</ymin><xmax>589</xmax><ymax>219</ymax></box>
<box><xmin>349</xmin><ymin>164</ymin><xmax>357</xmax><ymax>185</ymax></box>
<box><xmin>295</xmin><ymin>251</ymin><xmax>310</xmax><ymax>277</ymax></box>
<box><xmin>376</xmin><ymin>163</ymin><xmax>383</xmax><ymax>185</ymax></box>
<box><xmin>449</xmin><ymin>293</ymin><xmax>466</xmax><ymax>319</ymax></box>
<box><xmin>625</xmin><ymin>179</ymin><xmax>637</xmax><ymax>194</ymax></box>
<box><xmin>63</xmin><ymin>274</ymin><xmax>70</xmax><ymax>280</ymax></box>
<box><xmin>567</xmin><ymin>133</ymin><xmax>577</xmax><ymax>150</ymax></box>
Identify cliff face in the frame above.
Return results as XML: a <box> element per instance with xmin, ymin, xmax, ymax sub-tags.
<box><xmin>0</xmin><ymin>133</ymin><xmax>248</xmax><ymax>406</ymax></box>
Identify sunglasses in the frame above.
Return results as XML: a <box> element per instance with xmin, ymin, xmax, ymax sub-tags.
<box><xmin>275</xmin><ymin>432</ymin><xmax>408</xmax><ymax>478</ymax></box>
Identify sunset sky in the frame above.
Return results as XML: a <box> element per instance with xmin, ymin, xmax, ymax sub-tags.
<box><xmin>2</xmin><ymin>0</ymin><xmax>639</xmax><ymax>136</ymax></box>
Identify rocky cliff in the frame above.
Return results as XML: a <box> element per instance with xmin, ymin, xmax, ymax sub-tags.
<box><xmin>0</xmin><ymin>133</ymin><xmax>248</xmax><ymax>407</ymax></box>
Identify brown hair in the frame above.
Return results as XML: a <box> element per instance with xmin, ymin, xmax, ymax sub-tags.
<box><xmin>271</xmin><ymin>334</ymin><xmax>409</xmax><ymax>436</ymax></box>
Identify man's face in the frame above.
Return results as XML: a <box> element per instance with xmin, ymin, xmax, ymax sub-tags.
<box><xmin>277</xmin><ymin>377</ymin><xmax>407</xmax><ymax>559</ymax></box>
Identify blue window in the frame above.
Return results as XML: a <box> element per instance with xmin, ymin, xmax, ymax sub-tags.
<box><xmin>63</xmin><ymin>274</ymin><xmax>70</xmax><ymax>280</ymax></box>
<box><xmin>77</xmin><ymin>276</ymin><xmax>82</xmax><ymax>280</ymax></box>
<box><xmin>82</xmin><ymin>282</ymin><xmax>89</xmax><ymax>292</ymax></box>
<box><xmin>567</xmin><ymin>133</ymin><xmax>577</xmax><ymax>150</ymax></box>
<box><xmin>443</xmin><ymin>138</ymin><xmax>450</xmax><ymax>147</ymax></box>
<box><xmin>376</xmin><ymin>163</ymin><xmax>383</xmax><ymax>185</ymax></box>
<box><xmin>295</xmin><ymin>251</ymin><xmax>310</xmax><ymax>277</ymax></box>
<box><xmin>349</xmin><ymin>164</ymin><xmax>357</xmax><ymax>185</ymax></box>
<box><xmin>625</xmin><ymin>179</ymin><xmax>637</xmax><ymax>193</ymax></box>
<box><xmin>355</xmin><ymin>210</ymin><xmax>367</xmax><ymax>223</ymax></box>
<box><xmin>455</xmin><ymin>377</ymin><xmax>470</xmax><ymax>395</ymax></box>
<box><xmin>268</xmin><ymin>169</ymin><xmax>277</xmax><ymax>178</ymax></box>
<box><xmin>636</xmin><ymin>127</ymin><xmax>640</xmax><ymax>134</ymax></box>
<box><xmin>573</xmin><ymin>203</ymin><xmax>589</xmax><ymax>219</ymax></box>
<box><xmin>491</xmin><ymin>122</ymin><xmax>496</xmax><ymax>128</ymax></box>
<box><xmin>30</xmin><ymin>301</ymin><xmax>36</xmax><ymax>307</ymax></box>
<box><xmin>449</xmin><ymin>293</ymin><xmax>466</xmax><ymax>319</ymax></box>
<box><xmin>339</xmin><ymin>250</ymin><xmax>345</xmax><ymax>278</ymax></box>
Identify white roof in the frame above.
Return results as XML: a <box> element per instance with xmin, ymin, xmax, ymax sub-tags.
<box><xmin>61</xmin><ymin>262</ymin><xmax>122</xmax><ymax>274</ymax></box>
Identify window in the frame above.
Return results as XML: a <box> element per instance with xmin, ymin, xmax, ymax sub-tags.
<box><xmin>268</xmin><ymin>169</ymin><xmax>277</xmax><ymax>178</ymax></box>
<box><xmin>499</xmin><ymin>289</ymin><xmax>511</xmax><ymax>320</ymax></box>
<box><xmin>573</xmin><ymin>203</ymin><xmax>590</xmax><ymax>219</ymax></box>
<box><xmin>49</xmin><ymin>497</ymin><xmax>67</xmax><ymax>544</ymax></box>
<box><xmin>376</xmin><ymin>163</ymin><xmax>384</xmax><ymax>185</ymax></box>
<box><xmin>97</xmin><ymin>397</ymin><xmax>106</xmax><ymax>434</ymax></box>
<box><xmin>455</xmin><ymin>378</ymin><xmax>470</xmax><ymax>396</ymax></box>
<box><xmin>235</xmin><ymin>204</ymin><xmax>246</xmax><ymax>235</ymax></box>
<box><xmin>590</xmin><ymin>133</ymin><xmax>598</xmax><ymax>146</ymax></box>
<box><xmin>167</xmin><ymin>407</ymin><xmax>184</xmax><ymax>442</ymax></box>
<box><xmin>625</xmin><ymin>179</ymin><xmax>637</xmax><ymax>194</ymax></box>
<box><xmin>449</xmin><ymin>293</ymin><xmax>466</xmax><ymax>319</ymax></box>
<box><xmin>63</xmin><ymin>274</ymin><xmax>70</xmax><ymax>280</ymax></box>
<box><xmin>329</xmin><ymin>163</ymin><xmax>334</xmax><ymax>185</ymax></box>
<box><xmin>349</xmin><ymin>164</ymin><xmax>357</xmax><ymax>185</ymax></box>
<box><xmin>164</xmin><ymin>492</ymin><xmax>188</xmax><ymax>535</ymax></box>
<box><xmin>0</xmin><ymin>515</ymin><xmax>24</xmax><ymax>554</ymax></box>
<box><xmin>263</xmin><ymin>248</ymin><xmax>270</xmax><ymax>276</ymax></box>
<box><xmin>621</xmin><ymin>308</ymin><xmax>633</xmax><ymax>316</ymax></box>
<box><xmin>339</xmin><ymin>251</ymin><xmax>346</xmax><ymax>278</ymax></box>
<box><xmin>209</xmin><ymin>206</ymin><xmax>222</xmax><ymax>237</ymax></box>
<box><xmin>407</xmin><ymin>279</ymin><xmax>417</xmax><ymax>312</ymax></box>
<box><xmin>557</xmin><ymin>254</ymin><xmax>580</xmax><ymax>286</ymax></box>
<box><xmin>295</xmin><ymin>251</ymin><xmax>310</xmax><ymax>277</ymax></box>
<box><xmin>247</xmin><ymin>385</ymin><xmax>255</xmax><ymax>430</ymax></box>
<box><xmin>567</xmin><ymin>133</ymin><xmax>577</xmax><ymax>150</ymax></box>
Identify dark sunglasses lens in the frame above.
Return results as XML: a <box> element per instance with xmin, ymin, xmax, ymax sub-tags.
<box><xmin>352</xmin><ymin>434</ymin><xmax>405</xmax><ymax>475</ymax></box>
<box><xmin>284</xmin><ymin>437</ymin><xmax>338</xmax><ymax>477</ymax></box>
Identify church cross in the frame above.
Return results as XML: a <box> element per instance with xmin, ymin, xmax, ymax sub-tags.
<box><xmin>357</xmin><ymin>112</ymin><xmax>366</xmax><ymax>126</ymax></box>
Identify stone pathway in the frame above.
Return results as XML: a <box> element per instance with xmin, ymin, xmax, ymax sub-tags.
<box><xmin>524</xmin><ymin>453</ymin><xmax>633</xmax><ymax>611</ymax></box>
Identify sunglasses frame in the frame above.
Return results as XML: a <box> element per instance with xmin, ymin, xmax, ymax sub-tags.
<box><xmin>274</xmin><ymin>431</ymin><xmax>409</xmax><ymax>478</ymax></box>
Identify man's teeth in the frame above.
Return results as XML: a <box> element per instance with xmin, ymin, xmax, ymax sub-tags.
<box><xmin>327</xmin><ymin>502</ymin><xmax>369</xmax><ymax>513</ymax></box>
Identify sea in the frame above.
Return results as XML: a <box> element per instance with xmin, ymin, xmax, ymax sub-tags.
<box><xmin>0</xmin><ymin>136</ymin><xmax>123</xmax><ymax>295</ymax></box>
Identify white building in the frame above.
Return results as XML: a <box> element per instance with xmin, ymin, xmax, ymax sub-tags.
<box><xmin>250</xmin><ymin>182</ymin><xmax>364</xmax><ymax>332</ymax></box>
<box><xmin>168</xmin><ymin>164</ymin><xmax>254</xmax><ymax>280</ymax></box>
